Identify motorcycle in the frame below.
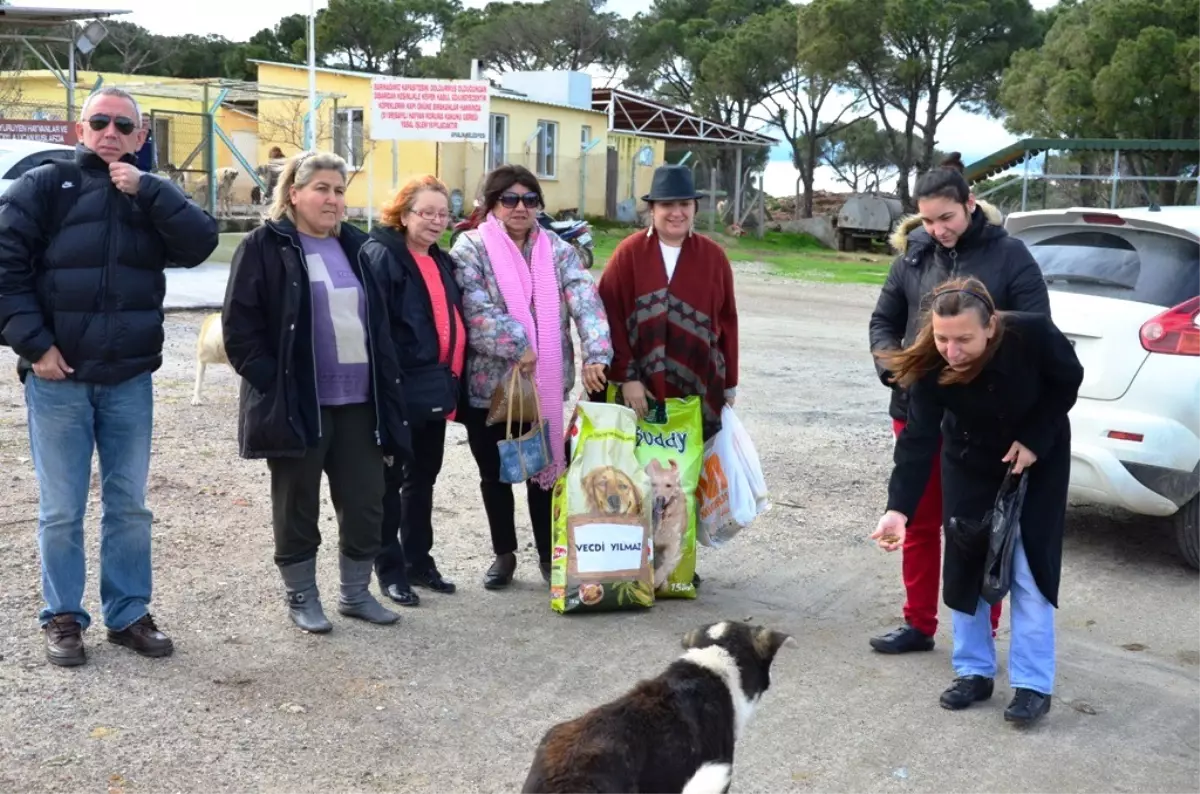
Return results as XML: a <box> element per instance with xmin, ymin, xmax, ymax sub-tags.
<box><xmin>449</xmin><ymin>204</ymin><xmax>595</xmax><ymax>270</ymax></box>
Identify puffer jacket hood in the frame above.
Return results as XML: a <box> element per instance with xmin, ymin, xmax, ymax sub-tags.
<box><xmin>888</xmin><ymin>199</ymin><xmax>1005</xmax><ymax>254</ymax></box>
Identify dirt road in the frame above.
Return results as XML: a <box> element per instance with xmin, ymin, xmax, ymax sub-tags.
<box><xmin>1</xmin><ymin>274</ymin><xmax>1196</xmax><ymax>793</ymax></box>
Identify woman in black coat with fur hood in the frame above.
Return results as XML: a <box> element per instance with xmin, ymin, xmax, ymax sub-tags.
<box><xmin>872</xmin><ymin>276</ymin><xmax>1083</xmax><ymax>728</ymax></box>
<box><xmin>865</xmin><ymin>153</ymin><xmax>1052</xmax><ymax>656</ymax></box>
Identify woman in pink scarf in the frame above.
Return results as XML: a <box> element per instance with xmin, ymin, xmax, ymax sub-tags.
<box><xmin>450</xmin><ymin>165</ymin><xmax>612</xmax><ymax>589</ymax></box>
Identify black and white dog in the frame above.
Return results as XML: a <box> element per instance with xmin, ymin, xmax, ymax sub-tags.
<box><xmin>522</xmin><ymin>620</ymin><xmax>794</xmax><ymax>793</ymax></box>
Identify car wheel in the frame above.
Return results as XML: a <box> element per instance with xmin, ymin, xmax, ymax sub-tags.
<box><xmin>1173</xmin><ymin>494</ymin><xmax>1199</xmax><ymax>570</ymax></box>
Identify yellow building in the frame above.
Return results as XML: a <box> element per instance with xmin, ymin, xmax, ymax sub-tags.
<box><xmin>254</xmin><ymin>60</ymin><xmax>634</xmax><ymax>218</ymax></box>
<box><xmin>1</xmin><ymin>69</ymin><xmax>275</xmax><ymax>205</ymax></box>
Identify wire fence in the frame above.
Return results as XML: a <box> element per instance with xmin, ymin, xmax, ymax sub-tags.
<box><xmin>467</xmin><ymin>150</ymin><xmax>610</xmax><ymax>218</ymax></box>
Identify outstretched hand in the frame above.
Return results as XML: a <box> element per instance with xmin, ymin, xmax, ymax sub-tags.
<box><xmin>870</xmin><ymin>511</ymin><xmax>907</xmax><ymax>552</ymax></box>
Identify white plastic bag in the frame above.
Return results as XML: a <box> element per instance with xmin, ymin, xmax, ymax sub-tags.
<box><xmin>697</xmin><ymin>406</ymin><xmax>769</xmax><ymax>548</ymax></box>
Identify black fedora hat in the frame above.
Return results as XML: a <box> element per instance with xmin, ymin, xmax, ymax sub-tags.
<box><xmin>641</xmin><ymin>164</ymin><xmax>703</xmax><ymax>202</ymax></box>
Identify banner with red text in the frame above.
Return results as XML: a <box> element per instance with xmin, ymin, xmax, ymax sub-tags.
<box><xmin>370</xmin><ymin>78</ymin><xmax>490</xmax><ymax>142</ymax></box>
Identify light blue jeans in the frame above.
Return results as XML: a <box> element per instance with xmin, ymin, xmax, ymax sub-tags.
<box><xmin>951</xmin><ymin>535</ymin><xmax>1056</xmax><ymax>695</ymax></box>
<box><xmin>25</xmin><ymin>372</ymin><xmax>154</xmax><ymax>632</ymax></box>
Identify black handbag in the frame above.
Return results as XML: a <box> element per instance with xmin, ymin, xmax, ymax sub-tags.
<box><xmin>980</xmin><ymin>465</ymin><xmax>1027</xmax><ymax>605</ymax></box>
<box><xmin>402</xmin><ymin>300</ymin><xmax>460</xmax><ymax>422</ymax></box>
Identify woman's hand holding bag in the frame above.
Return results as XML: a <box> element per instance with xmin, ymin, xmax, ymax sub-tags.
<box><xmin>496</xmin><ymin>368</ymin><xmax>552</xmax><ymax>484</ymax></box>
<box><xmin>486</xmin><ymin>364</ymin><xmax>541</xmax><ymax>426</ymax></box>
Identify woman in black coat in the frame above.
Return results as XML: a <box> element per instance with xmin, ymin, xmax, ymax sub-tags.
<box><xmin>871</xmin><ymin>276</ymin><xmax>1084</xmax><ymax>728</ymax></box>
<box><xmin>359</xmin><ymin>175</ymin><xmax>466</xmax><ymax>606</ymax></box>
<box><xmin>222</xmin><ymin>151</ymin><xmax>409</xmax><ymax>634</ymax></box>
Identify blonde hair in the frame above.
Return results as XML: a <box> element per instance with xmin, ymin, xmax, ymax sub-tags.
<box><xmin>268</xmin><ymin>150</ymin><xmax>349</xmax><ymax>233</ymax></box>
<box><xmin>380</xmin><ymin>174</ymin><xmax>450</xmax><ymax>231</ymax></box>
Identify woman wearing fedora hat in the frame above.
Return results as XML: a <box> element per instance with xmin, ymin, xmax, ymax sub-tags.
<box><xmin>596</xmin><ymin>164</ymin><xmax>739</xmax><ymax>441</ymax></box>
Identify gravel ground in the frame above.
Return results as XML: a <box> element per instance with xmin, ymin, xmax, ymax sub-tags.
<box><xmin>0</xmin><ymin>273</ymin><xmax>1197</xmax><ymax>793</ymax></box>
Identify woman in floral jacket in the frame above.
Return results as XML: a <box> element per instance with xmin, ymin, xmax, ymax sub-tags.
<box><xmin>450</xmin><ymin>164</ymin><xmax>612</xmax><ymax>590</ymax></box>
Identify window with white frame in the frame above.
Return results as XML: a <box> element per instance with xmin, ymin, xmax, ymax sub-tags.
<box><xmin>333</xmin><ymin>108</ymin><xmax>364</xmax><ymax>169</ymax></box>
<box><xmin>487</xmin><ymin>114</ymin><xmax>508</xmax><ymax>171</ymax></box>
<box><xmin>536</xmin><ymin>120</ymin><xmax>558</xmax><ymax>179</ymax></box>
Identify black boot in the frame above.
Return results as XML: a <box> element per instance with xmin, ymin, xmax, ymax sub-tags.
<box><xmin>277</xmin><ymin>558</ymin><xmax>333</xmax><ymax>633</ymax></box>
<box><xmin>869</xmin><ymin>624</ymin><xmax>935</xmax><ymax>654</ymax></box>
<box><xmin>1004</xmin><ymin>688</ymin><xmax>1052</xmax><ymax>726</ymax></box>
<box><xmin>939</xmin><ymin>676</ymin><xmax>995</xmax><ymax>710</ymax></box>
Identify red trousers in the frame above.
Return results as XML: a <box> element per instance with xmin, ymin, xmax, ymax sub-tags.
<box><xmin>893</xmin><ymin>418</ymin><xmax>1002</xmax><ymax>636</ymax></box>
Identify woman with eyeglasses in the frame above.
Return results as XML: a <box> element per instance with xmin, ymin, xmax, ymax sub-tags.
<box><xmin>358</xmin><ymin>175</ymin><xmax>465</xmax><ymax>607</ymax></box>
<box><xmin>449</xmin><ymin>164</ymin><xmax>612</xmax><ymax>590</ymax></box>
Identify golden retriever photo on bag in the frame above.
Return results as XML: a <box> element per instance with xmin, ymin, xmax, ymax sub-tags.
<box><xmin>648</xmin><ymin>459</ymin><xmax>687</xmax><ymax>590</ymax></box>
<box><xmin>582</xmin><ymin>466</ymin><xmax>644</xmax><ymax>517</ymax></box>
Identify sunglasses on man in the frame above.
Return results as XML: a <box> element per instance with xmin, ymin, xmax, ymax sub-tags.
<box><xmin>86</xmin><ymin>114</ymin><xmax>138</xmax><ymax>136</ymax></box>
<box><xmin>498</xmin><ymin>191</ymin><xmax>540</xmax><ymax>209</ymax></box>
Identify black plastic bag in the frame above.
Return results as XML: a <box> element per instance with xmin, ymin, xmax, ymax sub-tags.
<box><xmin>980</xmin><ymin>465</ymin><xmax>1028</xmax><ymax>606</ymax></box>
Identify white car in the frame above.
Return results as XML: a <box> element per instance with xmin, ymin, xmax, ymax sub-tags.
<box><xmin>1005</xmin><ymin>206</ymin><xmax>1200</xmax><ymax>569</ymax></box>
<box><xmin>0</xmin><ymin>139</ymin><xmax>76</xmax><ymax>193</ymax></box>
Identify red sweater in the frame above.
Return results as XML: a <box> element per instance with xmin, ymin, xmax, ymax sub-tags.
<box><xmin>597</xmin><ymin>230</ymin><xmax>738</xmax><ymax>436</ymax></box>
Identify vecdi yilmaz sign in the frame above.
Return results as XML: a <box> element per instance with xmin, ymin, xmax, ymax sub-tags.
<box><xmin>370</xmin><ymin>77</ymin><xmax>491</xmax><ymax>142</ymax></box>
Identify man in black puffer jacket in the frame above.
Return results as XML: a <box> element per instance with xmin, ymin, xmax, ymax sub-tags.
<box><xmin>0</xmin><ymin>87</ymin><xmax>219</xmax><ymax>667</ymax></box>
<box><xmin>866</xmin><ymin>154</ymin><xmax>1050</xmax><ymax>658</ymax></box>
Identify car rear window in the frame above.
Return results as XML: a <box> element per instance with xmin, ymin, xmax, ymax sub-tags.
<box><xmin>1014</xmin><ymin>226</ymin><xmax>1200</xmax><ymax>307</ymax></box>
<box><xmin>2</xmin><ymin>148</ymin><xmax>74</xmax><ymax>181</ymax></box>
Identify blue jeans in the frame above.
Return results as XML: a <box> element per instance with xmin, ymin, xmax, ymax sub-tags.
<box><xmin>951</xmin><ymin>535</ymin><xmax>1056</xmax><ymax>695</ymax></box>
<box><xmin>25</xmin><ymin>373</ymin><xmax>154</xmax><ymax>631</ymax></box>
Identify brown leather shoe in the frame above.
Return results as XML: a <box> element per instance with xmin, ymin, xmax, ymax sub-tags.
<box><xmin>107</xmin><ymin>614</ymin><xmax>174</xmax><ymax>658</ymax></box>
<box><xmin>44</xmin><ymin>615</ymin><xmax>86</xmax><ymax>667</ymax></box>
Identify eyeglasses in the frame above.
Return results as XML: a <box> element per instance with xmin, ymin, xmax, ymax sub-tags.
<box><xmin>498</xmin><ymin>191</ymin><xmax>540</xmax><ymax>209</ymax></box>
<box><xmin>86</xmin><ymin>114</ymin><xmax>137</xmax><ymax>135</ymax></box>
<box><xmin>410</xmin><ymin>209</ymin><xmax>450</xmax><ymax>221</ymax></box>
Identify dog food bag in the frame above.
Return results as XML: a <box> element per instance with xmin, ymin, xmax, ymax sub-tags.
<box><xmin>697</xmin><ymin>405</ymin><xmax>769</xmax><ymax>548</ymax></box>
<box><xmin>550</xmin><ymin>401</ymin><xmax>656</xmax><ymax>615</ymax></box>
<box><xmin>603</xmin><ymin>386</ymin><xmax>704</xmax><ymax>599</ymax></box>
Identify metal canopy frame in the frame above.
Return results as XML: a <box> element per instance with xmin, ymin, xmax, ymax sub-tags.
<box><xmin>0</xmin><ymin>6</ymin><xmax>132</xmax><ymax>121</ymax></box>
<box><xmin>592</xmin><ymin>88</ymin><xmax>776</xmax><ymax>147</ymax></box>
<box><xmin>969</xmin><ymin>138</ymin><xmax>1200</xmax><ymax>210</ymax></box>
<box><xmin>591</xmin><ymin>88</ymin><xmax>776</xmax><ymax>235</ymax></box>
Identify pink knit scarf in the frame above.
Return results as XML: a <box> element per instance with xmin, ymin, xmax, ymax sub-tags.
<box><xmin>479</xmin><ymin>214</ymin><xmax>564</xmax><ymax>488</ymax></box>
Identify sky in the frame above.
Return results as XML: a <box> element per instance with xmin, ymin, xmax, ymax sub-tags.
<box><xmin>18</xmin><ymin>0</ymin><xmax>1059</xmax><ymax>195</ymax></box>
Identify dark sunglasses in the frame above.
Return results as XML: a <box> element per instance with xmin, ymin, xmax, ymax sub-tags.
<box><xmin>498</xmin><ymin>191</ymin><xmax>540</xmax><ymax>209</ymax></box>
<box><xmin>86</xmin><ymin>114</ymin><xmax>137</xmax><ymax>135</ymax></box>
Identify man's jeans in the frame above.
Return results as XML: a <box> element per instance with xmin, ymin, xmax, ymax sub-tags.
<box><xmin>25</xmin><ymin>372</ymin><xmax>154</xmax><ymax>631</ymax></box>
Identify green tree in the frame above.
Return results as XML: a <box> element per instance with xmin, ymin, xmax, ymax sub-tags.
<box><xmin>807</xmin><ymin>0</ymin><xmax>1039</xmax><ymax>207</ymax></box>
<box><xmin>624</xmin><ymin>0</ymin><xmax>792</xmax><ymax>205</ymax></box>
<box><xmin>1000</xmin><ymin>0</ymin><xmax>1199</xmax><ymax>204</ymax></box>
<box><xmin>821</xmin><ymin>118</ymin><xmax>895</xmax><ymax>192</ymax></box>
<box><xmin>319</xmin><ymin>0</ymin><xmax>460</xmax><ymax>75</ymax></box>
<box><xmin>440</xmin><ymin>0</ymin><xmax>625</xmax><ymax>74</ymax></box>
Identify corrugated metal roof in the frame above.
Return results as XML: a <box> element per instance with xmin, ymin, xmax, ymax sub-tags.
<box><xmin>966</xmin><ymin>138</ymin><xmax>1200</xmax><ymax>182</ymax></box>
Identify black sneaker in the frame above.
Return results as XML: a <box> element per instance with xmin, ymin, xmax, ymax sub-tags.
<box><xmin>44</xmin><ymin>615</ymin><xmax>86</xmax><ymax>667</ymax></box>
<box><xmin>940</xmin><ymin>676</ymin><xmax>995</xmax><ymax>710</ymax></box>
<box><xmin>1004</xmin><ymin>688</ymin><xmax>1052</xmax><ymax>726</ymax></box>
<box><xmin>869</xmin><ymin>625</ymin><xmax>935</xmax><ymax>654</ymax></box>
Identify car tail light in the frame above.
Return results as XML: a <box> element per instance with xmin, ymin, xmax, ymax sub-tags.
<box><xmin>1140</xmin><ymin>297</ymin><xmax>1200</xmax><ymax>356</ymax></box>
<box><xmin>1107</xmin><ymin>431</ymin><xmax>1145</xmax><ymax>442</ymax></box>
<box><xmin>1082</xmin><ymin>213</ymin><xmax>1127</xmax><ymax>225</ymax></box>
